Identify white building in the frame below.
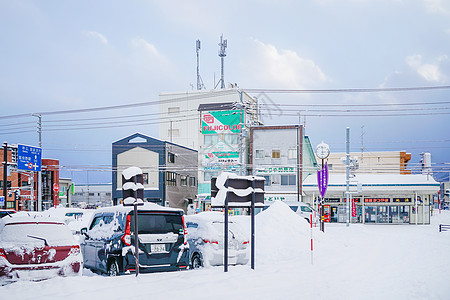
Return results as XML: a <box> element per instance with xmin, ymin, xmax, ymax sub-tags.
<box><xmin>249</xmin><ymin>125</ymin><xmax>318</xmax><ymax>203</ymax></box>
<box><xmin>302</xmin><ymin>173</ymin><xmax>439</xmax><ymax>224</ymax></box>
<box><xmin>158</xmin><ymin>88</ymin><xmax>258</xmax><ymax>150</ymax></box>
<box><xmin>72</xmin><ymin>184</ymin><xmax>112</xmax><ymax>208</ymax></box>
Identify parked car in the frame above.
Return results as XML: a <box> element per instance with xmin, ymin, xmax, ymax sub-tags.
<box><xmin>263</xmin><ymin>201</ymin><xmax>318</xmax><ymax>223</ymax></box>
<box><xmin>0</xmin><ymin>215</ymin><xmax>83</xmax><ymax>283</ymax></box>
<box><xmin>80</xmin><ymin>203</ymin><xmax>189</xmax><ymax>276</ymax></box>
<box><xmin>0</xmin><ymin>209</ymin><xmax>16</xmax><ymax>219</ymax></box>
<box><xmin>185</xmin><ymin>211</ymin><xmax>249</xmax><ymax>268</ymax></box>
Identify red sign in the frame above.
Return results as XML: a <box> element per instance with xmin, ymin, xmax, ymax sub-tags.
<box><xmin>53</xmin><ymin>183</ymin><xmax>59</xmax><ymax>193</ymax></box>
<box><xmin>352</xmin><ymin>199</ymin><xmax>356</xmax><ymax>217</ymax></box>
<box><xmin>203</xmin><ymin>114</ymin><xmax>214</xmax><ymax>124</ymax></box>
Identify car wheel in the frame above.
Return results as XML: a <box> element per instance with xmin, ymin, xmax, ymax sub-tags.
<box><xmin>191</xmin><ymin>254</ymin><xmax>202</xmax><ymax>269</ymax></box>
<box><xmin>107</xmin><ymin>258</ymin><xmax>120</xmax><ymax>276</ymax></box>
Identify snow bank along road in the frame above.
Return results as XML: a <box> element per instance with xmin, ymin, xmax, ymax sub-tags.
<box><xmin>1</xmin><ymin>202</ymin><xmax>450</xmax><ymax>300</ymax></box>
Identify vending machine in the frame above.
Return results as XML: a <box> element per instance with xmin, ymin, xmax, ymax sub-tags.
<box><xmin>324</xmin><ymin>205</ymin><xmax>331</xmax><ymax>222</ymax></box>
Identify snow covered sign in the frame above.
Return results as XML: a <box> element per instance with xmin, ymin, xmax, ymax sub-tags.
<box><xmin>211</xmin><ymin>172</ymin><xmax>265</xmax><ymax>207</ymax></box>
<box><xmin>122</xmin><ymin>166</ymin><xmax>144</xmax><ymax>206</ymax></box>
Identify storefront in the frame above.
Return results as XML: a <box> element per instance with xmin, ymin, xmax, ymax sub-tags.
<box><xmin>303</xmin><ymin>173</ymin><xmax>439</xmax><ymax>225</ymax></box>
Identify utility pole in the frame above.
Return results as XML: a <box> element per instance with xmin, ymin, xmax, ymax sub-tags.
<box><xmin>3</xmin><ymin>142</ymin><xmax>7</xmax><ymax>209</ymax></box>
<box><xmin>32</xmin><ymin>114</ymin><xmax>42</xmax><ymax>211</ymax></box>
<box><xmin>346</xmin><ymin>127</ymin><xmax>350</xmax><ymax>227</ymax></box>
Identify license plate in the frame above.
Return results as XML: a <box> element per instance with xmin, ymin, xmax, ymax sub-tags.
<box><xmin>151</xmin><ymin>244</ymin><xmax>166</xmax><ymax>253</ymax></box>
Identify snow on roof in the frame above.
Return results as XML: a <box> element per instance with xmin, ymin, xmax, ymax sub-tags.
<box><xmin>304</xmin><ymin>173</ymin><xmax>439</xmax><ymax>186</ymax></box>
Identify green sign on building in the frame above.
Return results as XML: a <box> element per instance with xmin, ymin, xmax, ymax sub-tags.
<box><xmin>201</xmin><ymin>110</ymin><xmax>242</xmax><ymax>134</ymax></box>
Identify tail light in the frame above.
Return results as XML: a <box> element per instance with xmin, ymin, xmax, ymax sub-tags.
<box><xmin>121</xmin><ymin>214</ymin><xmax>132</xmax><ymax>246</ymax></box>
<box><xmin>181</xmin><ymin>215</ymin><xmax>188</xmax><ymax>244</ymax></box>
<box><xmin>0</xmin><ymin>248</ymin><xmax>7</xmax><ymax>259</ymax></box>
<box><xmin>68</xmin><ymin>245</ymin><xmax>81</xmax><ymax>256</ymax></box>
<box><xmin>242</xmin><ymin>241</ymin><xmax>249</xmax><ymax>249</ymax></box>
<box><xmin>203</xmin><ymin>239</ymin><xmax>219</xmax><ymax>244</ymax></box>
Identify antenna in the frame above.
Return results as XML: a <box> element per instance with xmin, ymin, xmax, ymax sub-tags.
<box><xmin>360</xmin><ymin>125</ymin><xmax>365</xmax><ymax>162</ymax></box>
<box><xmin>216</xmin><ymin>34</ymin><xmax>227</xmax><ymax>89</ymax></box>
<box><xmin>196</xmin><ymin>40</ymin><xmax>205</xmax><ymax>90</ymax></box>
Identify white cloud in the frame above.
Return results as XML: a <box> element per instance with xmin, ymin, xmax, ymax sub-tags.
<box><xmin>83</xmin><ymin>31</ymin><xmax>108</xmax><ymax>45</ymax></box>
<box><xmin>243</xmin><ymin>39</ymin><xmax>327</xmax><ymax>89</ymax></box>
<box><xmin>423</xmin><ymin>0</ymin><xmax>450</xmax><ymax>15</ymax></box>
<box><xmin>130</xmin><ymin>37</ymin><xmax>162</xmax><ymax>57</ymax></box>
<box><xmin>405</xmin><ymin>54</ymin><xmax>447</xmax><ymax>82</ymax></box>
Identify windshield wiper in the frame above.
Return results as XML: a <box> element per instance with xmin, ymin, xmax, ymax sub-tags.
<box><xmin>27</xmin><ymin>235</ymin><xmax>49</xmax><ymax>246</ymax></box>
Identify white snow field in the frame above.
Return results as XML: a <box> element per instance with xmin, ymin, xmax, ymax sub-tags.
<box><xmin>1</xmin><ymin>201</ymin><xmax>449</xmax><ymax>300</ymax></box>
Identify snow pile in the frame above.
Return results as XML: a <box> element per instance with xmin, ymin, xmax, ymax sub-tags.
<box><xmin>255</xmin><ymin>200</ymin><xmax>313</xmax><ymax>263</ymax></box>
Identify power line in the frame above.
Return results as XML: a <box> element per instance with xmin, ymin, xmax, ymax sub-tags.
<box><xmin>245</xmin><ymin>85</ymin><xmax>450</xmax><ymax>94</ymax></box>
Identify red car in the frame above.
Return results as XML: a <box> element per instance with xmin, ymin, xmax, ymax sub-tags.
<box><xmin>0</xmin><ymin>216</ymin><xmax>83</xmax><ymax>283</ymax></box>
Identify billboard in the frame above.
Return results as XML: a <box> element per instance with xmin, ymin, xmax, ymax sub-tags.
<box><xmin>201</xmin><ymin>110</ymin><xmax>242</xmax><ymax>134</ymax></box>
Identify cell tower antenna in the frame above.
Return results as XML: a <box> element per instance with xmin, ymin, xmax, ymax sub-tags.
<box><xmin>360</xmin><ymin>125</ymin><xmax>365</xmax><ymax>162</ymax></box>
<box><xmin>215</xmin><ymin>34</ymin><xmax>227</xmax><ymax>89</ymax></box>
<box><xmin>196</xmin><ymin>40</ymin><xmax>206</xmax><ymax>90</ymax></box>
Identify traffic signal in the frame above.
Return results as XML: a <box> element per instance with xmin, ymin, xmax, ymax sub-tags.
<box><xmin>122</xmin><ymin>167</ymin><xmax>144</xmax><ymax>206</ymax></box>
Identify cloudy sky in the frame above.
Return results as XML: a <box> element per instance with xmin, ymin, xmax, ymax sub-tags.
<box><xmin>0</xmin><ymin>0</ymin><xmax>449</xmax><ymax>183</ymax></box>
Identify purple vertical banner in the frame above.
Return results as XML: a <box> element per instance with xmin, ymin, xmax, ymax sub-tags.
<box><xmin>317</xmin><ymin>162</ymin><xmax>329</xmax><ymax>198</ymax></box>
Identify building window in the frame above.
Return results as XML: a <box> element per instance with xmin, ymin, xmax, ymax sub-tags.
<box><xmin>168</xmin><ymin>152</ymin><xmax>175</xmax><ymax>163</ymax></box>
<box><xmin>168</xmin><ymin>107</ymin><xmax>180</xmax><ymax>114</ymax></box>
<box><xmin>271</xmin><ymin>174</ymin><xmax>281</xmax><ymax>185</ymax></box>
<box><xmin>204</xmin><ymin>135</ymin><xmax>218</xmax><ymax>146</ymax></box>
<box><xmin>281</xmin><ymin>175</ymin><xmax>296</xmax><ymax>186</ymax></box>
<box><xmin>262</xmin><ymin>175</ymin><xmax>270</xmax><ymax>186</ymax></box>
<box><xmin>189</xmin><ymin>176</ymin><xmax>196</xmax><ymax>187</ymax></box>
<box><xmin>255</xmin><ymin>150</ymin><xmax>264</xmax><ymax>159</ymax></box>
<box><xmin>143</xmin><ymin>173</ymin><xmax>149</xmax><ymax>184</ymax></box>
<box><xmin>224</xmin><ymin>134</ymin><xmax>239</xmax><ymax>145</ymax></box>
<box><xmin>180</xmin><ymin>175</ymin><xmax>187</xmax><ymax>186</ymax></box>
<box><xmin>288</xmin><ymin>149</ymin><xmax>297</xmax><ymax>160</ymax></box>
<box><xmin>204</xmin><ymin>171</ymin><xmax>218</xmax><ymax>182</ymax></box>
<box><xmin>0</xmin><ymin>181</ymin><xmax>11</xmax><ymax>189</ymax></box>
<box><xmin>272</xmin><ymin>150</ymin><xmax>281</xmax><ymax>159</ymax></box>
<box><xmin>168</xmin><ymin>129</ymin><xmax>179</xmax><ymax>137</ymax></box>
<box><xmin>166</xmin><ymin>172</ymin><xmax>177</xmax><ymax>186</ymax></box>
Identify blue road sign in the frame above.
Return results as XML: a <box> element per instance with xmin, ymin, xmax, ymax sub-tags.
<box><xmin>17</xmin><ymin>144</ymin><xmax>42</xmax><ymax>172</ymax></box>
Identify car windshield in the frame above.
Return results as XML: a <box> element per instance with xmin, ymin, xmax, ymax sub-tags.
<box><xmin>1</xmin><ymin>223</ymin><xmax>74</xmax><ymax>246</ymax></box>
<box><xmin>300</xmin><ymin>206</ymin><xmax>313</xmax><ymax>213</ymax></box>
<box><xmin>130</xmin><ymin>213</ymin><xmax>183</xmax><ymax>235</ymax></box>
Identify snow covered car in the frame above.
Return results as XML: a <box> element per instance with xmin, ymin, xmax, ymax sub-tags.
<box><xmin>80</xmin><ymin>203</ymin><xmax>189</xmax><ymax>276</ymax></box>
<box><xmin>0</xmin><ymin>209</ymin><xmax>16</xmax><ymax>219</ymax></box>
<box><xmin>0</xmin><ymin>216</ymin><xmax>83</xmax><ymax>283</ymax></box>
<box><xmin>186</xmin><ymin>212</ymin><xmax>249</xmax><ymax>268</ymax></box>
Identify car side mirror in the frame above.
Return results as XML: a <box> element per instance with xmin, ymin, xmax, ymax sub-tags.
<box><xmin>81</xmin><ymin>227</ymin><xmax>89</xmax><ymax>238</ymax></box>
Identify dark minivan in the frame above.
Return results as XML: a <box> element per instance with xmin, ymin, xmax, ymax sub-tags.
<box><xmin>80</xmin><ymin>203</ymin><xmax>189</xmax><ymax>276</ymax></box>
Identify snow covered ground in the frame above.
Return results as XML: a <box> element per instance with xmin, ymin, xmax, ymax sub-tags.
<box><xmin>1</xmin><ymin>201</ymin><xmax>450</xmax><ymax>300</ymax></box>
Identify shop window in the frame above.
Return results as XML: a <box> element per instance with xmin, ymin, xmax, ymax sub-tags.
<box><xmin>168</xmin><ymin>152</ymin><xmax>175</xmax><ymax>163</ymax></box>
<box><xmin>272</xmin><ymin>150</ymin><xmax>281</xmax><ymax>159</ymax></box>
<box><xmin>255</xmin><ymin>150</ymin><xmax>264</xmax><ymax>159</ymax></box>
<box><xmin>180</xmin><ymin>175</ymin><xmax>187</xmax><ymax>187</ymax></box>
<box><xmin>288</xmin><ymin>149</ymin><xmax>297</xmax><ymax>160</ymax></box>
